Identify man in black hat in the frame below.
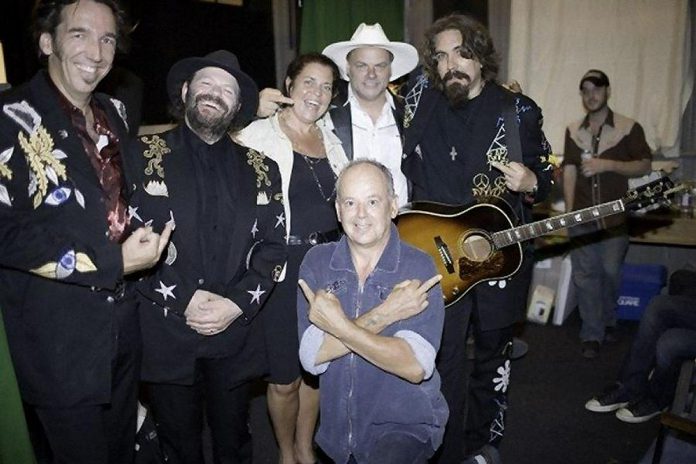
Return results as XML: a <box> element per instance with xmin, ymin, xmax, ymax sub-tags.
<box><xmin>562</xmin><ymin>69</ymin><xmax>651</xmax><ymax>359</ymax></box>
<box><xmin>0</xmin><ymin>1</ymin><xmax>171</xmax><ymax>462</ymax></box>
<box><xmin>130</xmin><ymin>50</ymin><xmax>287</xmax><ymax>463</ymax></box>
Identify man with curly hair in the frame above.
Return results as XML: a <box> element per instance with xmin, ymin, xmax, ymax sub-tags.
<box><xmin>402</xmin><ymin>14</ymin><xmax>554</xmax><ymax>464</ymax></box>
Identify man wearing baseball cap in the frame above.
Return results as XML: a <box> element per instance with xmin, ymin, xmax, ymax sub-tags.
<box><xmin>562</xmin><ymin>69</ymin><xmax>652</xmax><ymax>359</ymax></box>
<box><xmin>131</xmin><ymin>50</ymin><xmax>287</xmax><ymax>463</ymax></box>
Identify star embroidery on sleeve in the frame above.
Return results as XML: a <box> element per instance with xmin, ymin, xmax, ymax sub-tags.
<box><xmin>275</xmin><ymin>212</ymin><xmax>286</xmax><ymax>229</ymax></box>
<box><xmin>251</xmin><ymin>218</ymin><xmax>259</xmax><ymax>238</ymax></box>
<box><xmin>247</xmin><ymin>284</ymin><xmax>266</xmax><ymax>305</ymax></box>
<box><xmin>155</xmin><ymin>281</ymin><xmax>177</xmax><ymax>301</ymax></box>
<box><xmin>128</xmin><ymin>206</ymin><xmax>143</xmax><ymax>223</ymax></box>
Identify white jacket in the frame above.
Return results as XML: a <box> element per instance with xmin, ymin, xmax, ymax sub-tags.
<box><xmin>235</xmin><ymin>112</ymin><xmax>349</xmax><ymax>239</ymax></box>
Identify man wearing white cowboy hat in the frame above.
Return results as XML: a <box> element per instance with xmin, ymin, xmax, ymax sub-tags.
<box><xmin>259</xmin><ymin>23</ymin><xmax>418</xmax><ymax>207</ymax></box>
<box><xmin>321</xmin><ymin>23</ymin><xmax>417</xmax><ymax>208</ymax></box>
<box><xmin>131</xmin><ymin>49</ymin><xmax>287</xmax><ymax>464</ymax></box>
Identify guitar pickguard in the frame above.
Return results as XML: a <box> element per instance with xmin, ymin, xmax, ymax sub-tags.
<box><xmin>459</xmin><ymin>251</ymin><xmax>506</xmax><ymax>281</ymax></box>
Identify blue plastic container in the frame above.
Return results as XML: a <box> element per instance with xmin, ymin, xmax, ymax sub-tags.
<box><xmin>615</xmin><ymin>263</ymin><xmax>667</xmax><ymax>320</ymax></box>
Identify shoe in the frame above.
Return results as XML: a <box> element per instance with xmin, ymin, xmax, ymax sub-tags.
<box><xmin>615</xmin><ymin>397</ymin><xmax>664</xmax><ymax>423</ymax></box>
<box><xmin>604</xmin><ymin>326</ymin><xmax>619</xmax><ymax>344</ymax></box>
<box><xmin>585</xmin><ymin>383</ymin><xmax>630</xmax><ymax>412</ymax></box>
<box><xmin>462</xmin><ymin>444</ymin><xmax>501</xmax><ymax>464</ymax></box>
<box><xmin>510</xmin><ymin>337</ymin><xmax>528</xmax><ymax>360</ymax></box>
<box><xmin>581</xmin><ymin>340</ymin><xmax>600</xmax><ymax>359</ymax></box>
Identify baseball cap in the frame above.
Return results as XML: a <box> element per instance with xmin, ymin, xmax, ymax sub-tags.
<box><xmin>579</xmin><ymin>69</ymin><xmax>610</xmax><ymax>89</ymax></box>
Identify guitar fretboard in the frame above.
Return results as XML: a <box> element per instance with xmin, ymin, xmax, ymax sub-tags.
<box><xmin>491</xmin><ymin>200</ymin><xmax>625</xmax><ymax>248</ymax></box>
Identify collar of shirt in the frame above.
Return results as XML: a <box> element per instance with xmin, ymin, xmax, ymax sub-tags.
<box><xmin>49</xmin><ymin>75</ymin><xmax>118</xmax><ymax>148</ymax></box>
<box><xmin>329</xmin><ymin>223</ymin><xmax>401</xmax><ymax>274</ymax></box>
<box><xmin>580</xmin><ymin>107</ymin><xmax>615</xmax><ymax>130</ymax></box>
<box><xmin>181</xmin><ymin>122</ymin><xmax>232</xmax><ymax>161</ymax></box>
<box><xmin>47</xmin><ymin>73</ymin><xmax>128</xmax><ymax>242</ymax></box>
<box><xmin>345</xmin><ymin>85</ymin><xmax>396</xmax><ymax>130</ymax></box>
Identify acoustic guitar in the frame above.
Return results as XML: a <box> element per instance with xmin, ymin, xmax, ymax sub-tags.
<box><xmin>396</xmin><ymin>177</ymin><xmax>676</xmax><ymax>307</ymax></box>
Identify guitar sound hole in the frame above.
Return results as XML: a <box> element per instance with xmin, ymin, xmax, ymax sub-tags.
<box><xmin>460</xmin><ymin>233</ymin><xmax>492</xmax><ymax>262</ymax></box>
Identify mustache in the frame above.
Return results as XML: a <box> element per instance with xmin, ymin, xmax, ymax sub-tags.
<box><xmin>443</xmin><ymin>70</ymin><xmax>470</xmax><ymax>84</ymax></box>
<box><xmin>195</xmin><ymin>94</ymin><xmax>229</xmax><ymax>113</ymax></box>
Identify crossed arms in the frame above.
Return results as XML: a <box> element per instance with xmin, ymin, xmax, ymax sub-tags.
<box><xmin>298</xmin><ymin>275</ymin><xmax>442</xmax><ymax>384</ymax></box>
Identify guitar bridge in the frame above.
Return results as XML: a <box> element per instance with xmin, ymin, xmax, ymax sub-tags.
<box><xmin>434</xmin><ymin>236</ymin><xmax>455</xmax><ymax>274</ymax></box>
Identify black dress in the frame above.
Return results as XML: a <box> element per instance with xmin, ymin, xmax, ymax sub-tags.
<box><xmin>262</xmin><ymin>151</ymin><xmax>339</xmax><ymax>384</ymax></box>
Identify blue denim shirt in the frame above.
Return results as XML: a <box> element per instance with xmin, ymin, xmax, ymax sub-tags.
<box><xmin>297</xmin><ymin>225</ymin><xmax>448</xmax><ymax>463</ymax></box>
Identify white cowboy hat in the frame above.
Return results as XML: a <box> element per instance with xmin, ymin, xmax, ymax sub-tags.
<box><xmin>322</xmin><ymin>23</ymin><xmax>418</xmax><ymax>81</ymax></box>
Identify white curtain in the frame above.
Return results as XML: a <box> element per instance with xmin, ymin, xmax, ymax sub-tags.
<box><xmin>508</xmin><ymin>0</ymin><xmax>692</xmax><ymax>156</ymax></box>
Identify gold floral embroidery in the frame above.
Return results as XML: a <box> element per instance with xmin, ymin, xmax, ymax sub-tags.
<box><xmin>18</xmin><ymin>126</ymin><xmax>67</xmax><ymax>209</ymax></box>
<box><xmin>0</xmin><ymin>164</ymin><xmax>11</xmax><ymax>180</ymax></box>
<box><xmin>273</xmin><ymin>192</ymin><xmax>284</xmax><ymax>204</ymax></box>
<box><xmin>246</xmin><ymin>149</ymin><xmax>271</xmax><ymax>188</ymax></box>
<box><xmin>141</xmin><ymin>135</ymin><xmax>171</xmax><ymax>178</ymax></box>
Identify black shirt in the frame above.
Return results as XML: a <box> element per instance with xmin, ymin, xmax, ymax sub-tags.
<box><xmin>403</xmin><ymin>81</ymin><xmax>553</xmax><ymax>216</ymax></box>
<box><xmin>185</xmin><ymin>125</ymin><xmax>238</xmax><ymax>289</ymax></box>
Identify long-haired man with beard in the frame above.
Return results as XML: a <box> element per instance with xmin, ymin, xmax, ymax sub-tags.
<box><xmin>130</xmin><ymin>50</ymin><xmax>287</xmax><ymax>463</ymax></box>
<box><xmin>401</xmin><ymin>14</ymin><xmax>554</xmax><ymax>464</ymax></box>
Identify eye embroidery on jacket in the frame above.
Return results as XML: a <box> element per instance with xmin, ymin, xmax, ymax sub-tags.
<box><xmin>44</xmin><ymin>186</ymin><xmax>72</xmax><ymax>206</ymax></box>
<box><xmin>30</xmin><ymin>248</ymin><xmax>97</xmax><ymax>280</ymax></box>
<box><xmin>3</xmin><ymin>101</ymin><xmax>88</xmax><ymax>209</ymax></box>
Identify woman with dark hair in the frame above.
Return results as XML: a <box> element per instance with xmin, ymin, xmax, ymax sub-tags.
<box><xmin>236</xmin><ymin>53</ymin><xmax>348</xmax><ymax>464</ymax></box>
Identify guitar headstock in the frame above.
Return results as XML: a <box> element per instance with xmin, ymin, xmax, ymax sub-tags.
<box><xmin>623</xmin><ymin>176</ymin><xmax>677</xmax><ymax>211</ymax></box>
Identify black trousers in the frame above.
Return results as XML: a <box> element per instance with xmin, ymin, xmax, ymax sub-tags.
<box><xmin>145</xmin><ymin>356</ymin><xmax>253</xmax><ymax>464</ymax></box>
<box><xmin>31</xmin><ymin>301</ymin><xmax>141</xmax><ymax>464</ymax></box>
<box><xmin>431</xmin><ymin>299</ymin><xmax>472</xmax><ymax>464</ymax></box>
<box><xmin>431</xmin><ymin>297</ymin><xmax>513</xmax><ymax>463</ymax></box>
<box><xmin>465</xmin><ymin>316</ymin><xmax>513</xmax><ymax>454</ymax></box>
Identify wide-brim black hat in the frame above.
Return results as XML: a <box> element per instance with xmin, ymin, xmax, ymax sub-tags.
<box><xmin>167</xmin><ymin>50</ymin><xmax>259</xmax><ymax>125</ymax></box>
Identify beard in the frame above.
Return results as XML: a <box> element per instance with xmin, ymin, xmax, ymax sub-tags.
<box><xmin>442</xmin><ymin>70</ymin><xmax>472</xmax><ymax>107</ymax></box>
<box><xmin>185</xmin><ymin>93</ymin><xmax>236</xmax><ymax>142</ymax></box>
<box><xmin>584</xmin><ymin>99</ymin><xmax>608</xmax><ymax>115</ymax></box>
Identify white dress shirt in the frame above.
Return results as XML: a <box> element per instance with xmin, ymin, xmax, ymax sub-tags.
<box><xmin>347</xmin><ymin>86</ymin><xmax>409</xmax><ymax>207</ymax></box>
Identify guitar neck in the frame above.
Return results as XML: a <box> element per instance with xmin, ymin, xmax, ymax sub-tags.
<box><xmin>492</xmin><ymin>200</ymin><xmax>625</xmax><ymax>248</ymax></box>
